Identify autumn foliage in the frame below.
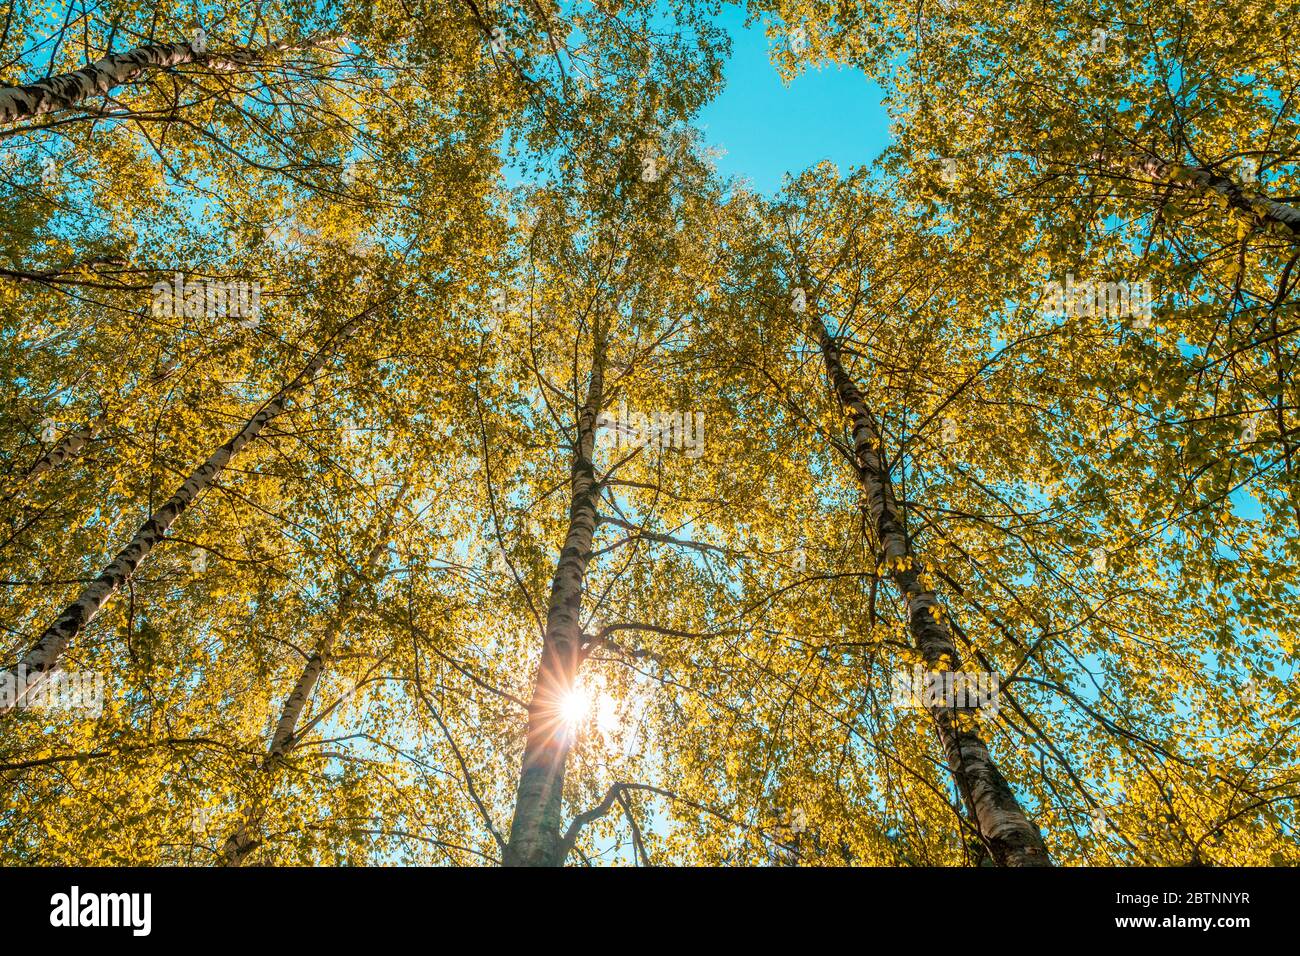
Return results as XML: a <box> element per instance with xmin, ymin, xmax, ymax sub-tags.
<box><xmin>0</xmin><ymin>1</ymin><xmax>1296</xmax><ymax>867</ymax></box>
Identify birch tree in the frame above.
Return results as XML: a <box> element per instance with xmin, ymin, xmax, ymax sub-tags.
<box><xmin>0</xmin><ymin>302</ymin><xmax>381</xmax><ymax>712</ymax></box>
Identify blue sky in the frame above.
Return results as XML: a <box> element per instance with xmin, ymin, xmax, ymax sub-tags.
<box><xmin>697</xmin><ymin>6</ymin><xmax>890</xmax><ymax>193</ymax></box>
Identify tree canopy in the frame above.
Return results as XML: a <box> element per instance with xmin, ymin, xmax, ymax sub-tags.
<box><xmin>0</xmin><ymin>0</ymin><xmax>1295</xmax><ymax>867</ymax></box>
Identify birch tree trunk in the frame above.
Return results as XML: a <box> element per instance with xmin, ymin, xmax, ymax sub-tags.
<box><xmin>217</xmin><ymin>620</ymin><xmax>336</xmax><ymax>864</ymax></box>
<box><xmin>1100</xmin><ymin>148</ymin><xmax>1300</xmax><ymax>239</ymax></box>
<box><xmin>25</xmin><ymin>417</ymin><xmax>102</xmax><ymax>481</ymax></box>
<box><xmin>21</xmin><ymin>363</ymin><xmax>179</xmax><ymax>489</ymax></box>
<box><xmin>0</xmin><ymin>36</ymin><xmax>314</xmax><ymax>126</ymax></box>
<box><xmin>811</xmin><ymin>306</ymin><xmax>1052</xmax><ymax>867</ymax></box>
<box><xmin>219</xmin><ymin>508</ymin><xmax>401</xmax><ymax>866</ymax></box>
<box><xmin>0</xmin><ymin>314</ymin><xmax>366</xmax><ymax>715</ymax></box>
<box><xmin>502</xmin><ymin>332</ymin><xmax>606</xmax><ymax>867</ymax></box>
<box><xmin>218</xmin><ymin>619</ymin><xmax>339</xmax><ymax>865</ymax></box>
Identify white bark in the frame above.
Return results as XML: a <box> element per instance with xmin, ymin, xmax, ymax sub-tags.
<box><xmin>26</xmin><ymin>418</ymin><xmax>100</xmax><ymax>480</ymax></box>
<box><xmin>811</xmin><ymin>299</ymin><xmax>1051</xmax><ymax>866</ymax></box>
<box><xmin>0</xmin><ymin>36</ymin><xmax>319</xmax><ymax>126</ymax></box>
<box><xmin>1</xmin><ymin>314</ymin><xmax>366</xmax><ymax>714</ymax></box>
<box><xmin>502</xmin><ymin>334</ymin><xmax>606</xmax><ymax>867</ymax></box>
<box><xmin>220</xmin><ymin>500</ymin><xmax>403</xmax><ymax>866</ymax></box>
<box><xmin>1103</xmin><ymin>148</ymin><xmax>1300</xmax><ymax>238</ymax></box>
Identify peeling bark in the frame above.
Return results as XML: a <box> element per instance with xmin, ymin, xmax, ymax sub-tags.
<box><xmin>811</xmin><ymin>307</ymin><xmax>1051</xmax><ymax>867</ymax></box>
<box><xmin>502</xmin><ymin>333</ymin><xmax>606</xmax><ymax>867</ymax></box>
<box><xmin>0</xmin><ymin>314</ymin><xmax>367</xmax><ymax>715</ymax></box>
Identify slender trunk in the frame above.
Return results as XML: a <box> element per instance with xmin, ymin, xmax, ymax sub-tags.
<box><xmin>811</xmin><ymin>309</ymin><xmax>1051</xmax><ymax>867</ymax></box>
<box><xmin>502</xmin><ymin>334</ymin><xmax>606</xmax><ymax>867</ymax></box>
<box><xmin>0</xmin><ymin>36</ymin><xmax>318</xmax><ymax>126</ymax></box>
<box><xmin>1101</xmin><ymin>148</ymin><xmax>1300</xmax><ymax>239</ymax></box>
<box><xmin>21</xmin><ymin>363</ymin><xmax>180</xmax><ymax>488</ymax></box>
<box><xmin>218</xmin><ymin>621</ymin><xmax>338</xmax><ymax>866</ymax></box>
<box><xmin>219</xmin><ymin>504</ymin><xmax>402</xmax><ymax>865</ymax></box>
<box><xmin>0</xmin><ymin>314</ymin><xmax>366</xmax><ymax>714</ymax></box>
<box><xmin>26</xmin><ymin>420</ymin><xmax>98</xmax><ymax>480</ymax></box>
